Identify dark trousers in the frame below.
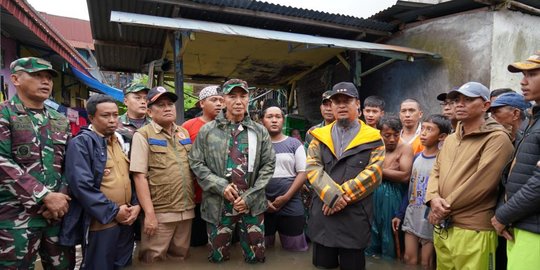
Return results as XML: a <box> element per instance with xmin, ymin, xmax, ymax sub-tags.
<box><xmin>82</xmin><ymin>225</ymin><xmax>134</xmax><ymax>270</ymax></box>
<box><xmin>190</xmin><ymin>203</ymin><xmax>208</xmax><ymax>247</ymax></box>
<box><xmin>312</xmin><ymin>242</ymin><xmax>365</xmax><ymax>270</ymax></box>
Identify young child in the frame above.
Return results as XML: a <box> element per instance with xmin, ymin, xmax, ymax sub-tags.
<box><xmin>366</xmin><ymin>115</ymin><xmax>413</xmax><ymax>259</ymax></box>
<box><xmin>362</xmin><ymin>95</ymin><xmax>385</xmax><ymax>128</ymax></box>
<box><xmin>392</xmin><ymin>114</ymin><xmax>452</xmax><ymax>269</ymax></box>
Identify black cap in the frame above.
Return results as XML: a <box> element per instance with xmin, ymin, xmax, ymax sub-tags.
<box><xmin>321</xmin><ymin>90</ymin><xmax>332</xmax><ymax>102</ymax></box>
<box><xmin>330</xmin><ymin>82</ymin><xmax>359</xmax><ymax>99</ymax></box>
<box><xmin>147</xmin><ymin>86</ymin><xmax>178</xmax><ymax>106</ymax></box>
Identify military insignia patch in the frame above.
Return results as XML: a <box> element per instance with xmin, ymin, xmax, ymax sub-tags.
<box><xmin>17</xmin><ymin>145</ymin><xmax>31</xmax><ymax>158</ymax></box>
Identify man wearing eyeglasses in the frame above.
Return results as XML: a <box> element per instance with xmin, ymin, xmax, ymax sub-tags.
<box><xmin>436</xmin><ymin>89</ymin><xmax>458</xmax><ymax>132</ymax></box>
<box><xmin>130</xmin><ymin>86</ymin><xmax>195</xmax><ymax>263</ymax></box>
<box><xmin>425</xmin><ymin>82</ymin><xmax>514</xmax><ymax>270</ymax></box>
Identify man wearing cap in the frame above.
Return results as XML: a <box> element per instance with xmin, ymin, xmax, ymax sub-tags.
<box><xmin>60</xmin><ymin>94</ymin><xmax>140</xmax><ymax>269</ymax></box>
<box><xmin>492</xmin><ymin>51</ymin><xmax>540</xmax><ymax>270</ymax></box>
<box><xmin>182</xmin><ymin>85</ymin><xmax>224</xmax><ymax>247</ymax></box>
<box><xmin>130</xmin><ymin>86</ymin><xmax>195</xmax><ymax>263</ymax></box>
<box><xmin>0</xmin><ymin>57</ymin><xmax>74</xmax><ymax>269</ymax></box>
<box><xmin>306</xmin><ymin>82</ymin><xmax>384</xmax><ymax>270</ymax></box>
<box><xmin>189</xmin><ymin>79</ymin><xmax>275</xmax><ymax>263</ymax></box>
<box><xmin>425</xmin><ymin>82</ymin><xmax>514</xmax><ymax>269</ymax></box>
<box><xmin>490</xmin><ymin>92</ymin><xmax>530</xmax><ymax>143</ymax></box>
<box><xmin>117</xmin><ymin>83</ymin><xmax>151</xmax><ymax>153</ymax></box>
<box><xmin>304</xmin><ymin>90</ymin><xmax>335</xmax><ymax>148</ymax></box>
<box><xmin>437</xmin><ymin>90</ymin><xmax>457</xmax><ymax>131</ymax></box>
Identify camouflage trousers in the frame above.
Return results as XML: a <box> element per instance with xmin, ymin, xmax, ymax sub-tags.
<box><xmin>206</xmin><ymin>202</ymin><xmax>265</xmax><ymax>263</ymax></box>
<box><xmin>0</xmin><ymin>225</ymin><xmax>75</xmax><ymax>270</ymax></box>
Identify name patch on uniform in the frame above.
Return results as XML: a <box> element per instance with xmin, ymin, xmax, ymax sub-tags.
<box><xmin>179</xmin><ymin>138</ymin><xmax>192</xmax><ymax>145</ymax></box>
<box><xmin>148</xmin><ymin>138</ymin><xmax>167</xmax><ymax>146</ymax></box>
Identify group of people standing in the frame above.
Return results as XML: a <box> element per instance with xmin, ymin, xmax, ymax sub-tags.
<box><xmin>1</xmin><ymin>50</ymin><xmax>539</xmax><ymax>270</ymax></box>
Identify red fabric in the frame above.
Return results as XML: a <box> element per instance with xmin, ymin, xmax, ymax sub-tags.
<box><xmin>70</xmin><ymin>116</ymin><xmax>87</xmax><ymax>136</ymax></box>
<box><xmin>182</xmin><ymin>117</ymin><xmax>207</xmax><ymax>203</ymax></box>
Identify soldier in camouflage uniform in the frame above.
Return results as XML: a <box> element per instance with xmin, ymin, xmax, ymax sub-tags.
<box><xmin>117</xmin><ymin>83</ymin><xmax>151</xmax><ymax>153</ymax></box>
<box><xmin>0</xmin><ymin>57</ymin><xmax>74</xmax><ymax>269</ymax></box>
<box><xmin>116</xmin><ymin>83</ymin><xmax>150</xmax><ymax>240</ymax></box>
<box><xmin>189</xmin><ymin>79</ymin><xmax>275</xmax><ymax>264</ymax></box>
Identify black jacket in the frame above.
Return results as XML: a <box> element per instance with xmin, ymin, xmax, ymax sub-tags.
<box><xmin>59</xmin><ymin>128</ymin><xmax>137</xmax><ymax>246</ymax></box>
<box><xmin>496</xmin><ymin>106</ymin><xmax>540</xmax><ymax>233</ymax></box>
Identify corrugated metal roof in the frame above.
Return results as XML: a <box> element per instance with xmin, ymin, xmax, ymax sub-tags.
<box><xmin>40</xmin><ymin>13</ymin><xmax>94</xmax><ymax>50</ymax></box>
<box><xmin>87</xmin><ymin>0</ymin><xmax>417</xmax><ymax>74</ymax></box>
<box><xmin>370</xmin><ymin>0</ymin><xmax>540</xmax><ymax>27</ymax></box>
<box><xmin>187</xmin><ymin>0</ymin><xmax>393</xmax><ymax>30</ymax></box>
<box><xmin>1</xmin><ymin>0</ymin><xmax>90</xmax><ymax>72</ymax></box>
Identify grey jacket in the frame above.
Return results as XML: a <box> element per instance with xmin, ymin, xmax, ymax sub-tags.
<box><xmin>496</xmin><ymin>105</ymin><xmax>540</xmax><ymax>233</ymax></box>
<box><xmin>188</xmin><ymin>111</ymin><xmax>275</xmax><ymax>225</ymax></box>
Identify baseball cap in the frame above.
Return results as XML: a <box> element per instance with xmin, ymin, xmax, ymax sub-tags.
<box><xmin>198</xmin><ymin>85</ymin><xmax>221</xmax><ymax>101</ymax></box>
<box><xmin>147</xmin><ymin>86</ymin><xmax>178</xmax><ymax>106</ymax></box>
<box><xmin>321</xmin><ymin>90</ymin><xmax>332</xmax><ymax>102</ymax></box>
<box><xmin>329</xmin><ymin>82</ymin><xmax>359</xmax><ymax>99</ymax></box>
<box><xmin>123</xmin><ymin>83</ymin><xmax>150</xmax><ymax>95</ymax></box>
<box><xmin>508</xmin><ymin>51</ymin><xmax>540</xmax><ymax>73</ymax></box>
<box><xmin>222</xmin><ymin>79</ymin><xmax>249</xmax><ymax>94</ymax></box>
<box><xmin>447</xmin><ymin>82</ymin><xmax>490</xmax><ymax>101</ymax></box>
<box><xmin>490</xmin><ymin>92</ymin><xmax>530</xmax><ymax>111</ymax></box>
<box><xmin>10</xmin><ymin>57</ymin><xmax>58</xmax><ymax>77</ymax></box>
<box><xmin>436</xmin><ymin>87</ymin><xmax>459</xmax><ymax>101</ymax></box>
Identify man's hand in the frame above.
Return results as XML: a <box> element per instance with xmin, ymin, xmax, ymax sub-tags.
<box><xmin>233</xmin><ymin>197</ymin><xmax>248</xmax><ymax>213</ymax></box>
<box><xmin>144</xmin><ymin>213</ymin><xmax>158</xmax><ymax>236</ymax></box>
<box><xmin>430</xmin><ymin>197</ymin><xmax>451</xmax><ymax>221</ymax></box>
<box><xmin>331</xmin><ymin>194</ymin><xmax>351</xmax><ymax>213</ymax></box>
<box><xmin>38</xmin><ymin>205</ymin><xmax>59</xmax><ymax>221</ymax></box>
<box><xmin>391</xmin><ymin>217</ymin><xmax>401</xmax><ymax>232</ymax></box>
<box><xmin>123</xmin><ymin>205</ymin><xmax>141</xmax><ymax>226</ymax></box>
<box><xmin>271</xmin><ymin>195</ymin><xmax>290</xmax><ymax>210</ymax></box>
<box><xmin>491</xmin><ymin>216</ymin><xmax>513</xmax><ymax>241</ymax></box>
<box><xmin>115</xmin><ymin>204</ymin><xmax>131</xmax><ymax>224</ymax></box>
<box><xmin>322</xmin><ymin>204</ymin><xmax>334</xmax><ymax>216</ymax></box>
<box><xmin>223</xmin><ymin>184</ymin><xmax>239</xmax><ymax>202</ymax></box>
<box><xmin>42</xmin><ymin>192</ymin><xmax>71</xmax><ymax>219</ymax></box>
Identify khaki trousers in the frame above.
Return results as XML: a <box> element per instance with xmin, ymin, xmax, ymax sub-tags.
<box><xmin>139</xmin><ymin>219</ymin><xmax>193</xmax><ymax>263</ymax></box>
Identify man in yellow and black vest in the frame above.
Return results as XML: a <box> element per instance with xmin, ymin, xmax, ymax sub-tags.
<box><xmin>130</xmin><ymin>86</ymin><xmax>195</xmax><ymax>263</ymax></box>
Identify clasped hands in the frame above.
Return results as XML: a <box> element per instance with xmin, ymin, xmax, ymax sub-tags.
<box><xmin>322</xmin><ymin>194</ymin><xmax>351</xmax><ymax>216</ymax></box>
<box><xmin>224</xmin><ymin>183</ymin><xmax>249</xmax><ymax>214</ymax></box>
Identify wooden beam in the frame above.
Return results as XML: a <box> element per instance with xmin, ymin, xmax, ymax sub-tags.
<box><xmin>142</xmin><ymin>0</ymin><xmax>392</xmax><ymax>37</ymax></box>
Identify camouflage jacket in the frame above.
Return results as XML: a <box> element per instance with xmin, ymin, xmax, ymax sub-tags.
<box><xmin>0</xmin><ymin>95</ymin><xmax>71</xmax><ymax>229</ymax></box>
<box><xmin>116</xmin><ymin>113</ymin><xmax>150</xmax><ymax>154</ymax></box>
<box><xmin>189</xmin><ymin>111</ymin><xmax>275</xmax><ymax>224</ymax></box>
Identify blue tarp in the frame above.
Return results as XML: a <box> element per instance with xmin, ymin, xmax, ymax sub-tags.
<box><xmin>70</xmin><ymin>65</ymin><xmax>124</xmax><ymax>102</ymax></box>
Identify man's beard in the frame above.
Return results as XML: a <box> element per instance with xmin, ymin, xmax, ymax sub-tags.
<box><xmin>337</xmin><ymin>118</ymin><xmax>353</xmax><ymax>128</ymax></box>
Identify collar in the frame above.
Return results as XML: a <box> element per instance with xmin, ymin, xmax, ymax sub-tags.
<box><xmin>11</xmin><ymin>95</ymin><xmax>59</xmax><ymax>119</ymax></box>
<box><xmin>119</xmin><ymin>113</ymin><xmax>150</xmax><ymax>125</ymax></box>
<box><xmin>311</xmin><ymin>120</ymin><xmax>381</xmax><ymax>157</ymax></box>
<box><xmin>149</xmin><ymin>120</ymin><xmax>179</xmax><ymax>135</ymax></box>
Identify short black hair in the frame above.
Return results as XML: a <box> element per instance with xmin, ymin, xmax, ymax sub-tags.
<box><xmin>377</xmin><ymin>114</ymin><xmax>402</xmax><ymax>131</ymax></box>
<box><xmin>423</xmin><ymin>114</ymin><xmax>452</xmax><ymax>135</ymax></box>
<box><xmin>400</xmin><ymin>98</ymin><xmax>422</xmax><ymax>111</ymax></box>
<box><xmin>490</xmin><ymin>88</ymin><xmax>515</xmax><ymax>99</ymax></box>
<box><xmin>87</xmin><ymin>94</ymin><xmax>117</xmax><ymax>116</ymax></box>
<box><xmin>364</xmin><ymin>95</ymin><xmax>385</xmax><ymax>110</ymax></box>
<box><xmin>260</xmin><ymin>99</ymin><xmax>283</xmax><ymax>118</ymax></box>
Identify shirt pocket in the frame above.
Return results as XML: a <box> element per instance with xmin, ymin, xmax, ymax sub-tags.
<box><xmin>148</xmin><ymin>145</ymin><xmax>167</xmax><ymax>169</ymax></box>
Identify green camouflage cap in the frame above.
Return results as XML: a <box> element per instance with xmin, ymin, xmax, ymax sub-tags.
<box><xmin>222</xmin><ymin>79</ymin><xmax>250</xmax><ymax>94</ymax></box>
<box><xmin>124</xmin><ymin>83</ymin><xmax>150</xmax><ymax>95</ymax></box>
<box><xmin>10</xmin><ymin>57</ymin><xmax>58</xmax><ymax>77</ymax></box>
